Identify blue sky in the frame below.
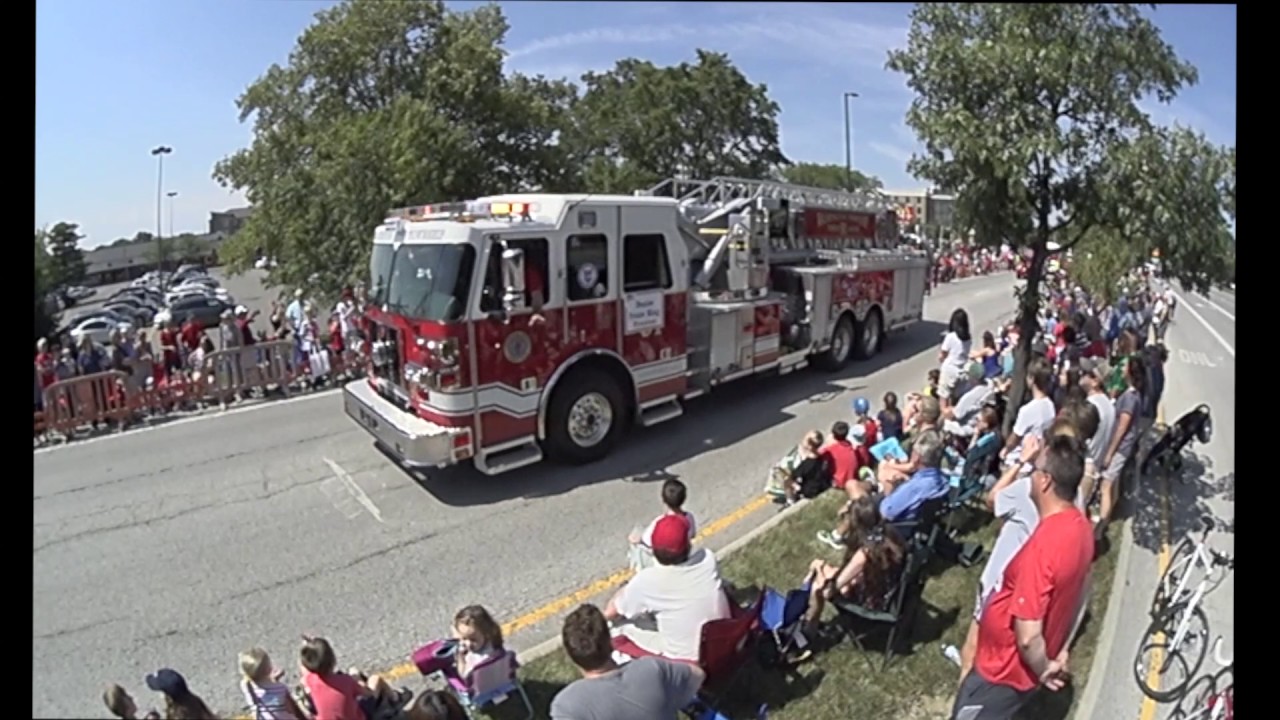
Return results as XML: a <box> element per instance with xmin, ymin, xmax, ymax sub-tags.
<box><xmin>36</xmin><ymin>1</ymin><xmax>1236</xmax><ymax>248</ymax></box>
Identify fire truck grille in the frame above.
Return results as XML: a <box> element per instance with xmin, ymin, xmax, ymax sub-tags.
<box><xmin>369</xmin><ymin>322</ymin><xmax>404</xmax><ymax>391</ymax></box>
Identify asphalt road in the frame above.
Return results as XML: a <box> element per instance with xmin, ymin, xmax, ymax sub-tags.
<box><xmin>33</xmin><ymin>273</ymin><xmax>1019</xmax><ymax>717</ymax></box>
<box><xmin>1088</xmin><ymin>287</ymin><xmax>1235</xmax><ymax>720</ymax></box>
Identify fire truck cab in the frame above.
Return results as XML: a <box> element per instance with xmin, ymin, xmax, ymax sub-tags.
<box><xmin>343</xmin><ymin>176</ymin><xmax>929</xmax><ymax>475</ymax></box>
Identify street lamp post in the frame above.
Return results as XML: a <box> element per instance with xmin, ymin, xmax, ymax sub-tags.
<box><xmin>167</xmin><ymin>191</ymin><xmax>178</xmax><ymax>238</ymax></box>
<box><xmin>150</xmin><ymin>146</ymin><xmax>173</xmax><ymax>277</ymax></box>
<box><xmin>842</xmin><ymin>92</ymin><xmax>860</xmax><ymax>189</ymax></box>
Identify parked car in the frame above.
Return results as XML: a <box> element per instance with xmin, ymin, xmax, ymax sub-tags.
<box><xmin>106</xmin><ymin>298</ymin><xmax>156</xmax><ymax>322</ymax></box>
<box><xmin>168</xmin><ymin>295</ymin><xmax>231</xmax><ymax>329</ymax></box>
<box><xmin>166</xmin><ymin>285</ymin><xmax>230</xmax><ymax>305</ymax></box>
<box><xmin>70</xmin><ymin>317</ymin><xmax>133</xmax><ymax>346</ymax></box>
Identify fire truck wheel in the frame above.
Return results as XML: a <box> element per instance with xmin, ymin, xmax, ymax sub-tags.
<box><xmin>853</xmin><ymin>308</ymin><xmax>883</xmax><ymax>360</ymax></box>
<box><xmin>544</xmin><ymin>368</ymin><xmax>627</xmax><ymax>464</ymax></box>
<box><xmin>816</xmin><ymin>313</ymin><xmax>855</xmax><ymax>372</ymax></box>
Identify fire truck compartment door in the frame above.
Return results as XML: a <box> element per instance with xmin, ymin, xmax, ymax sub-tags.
<box><xmin>807</xmin><ymin>274</ymin><xmax>835</xmax><ymax>347</ymax></box>
<box><xmin>707</xmin><ymin>305</ymin><xmax>754</xmax><ymax>375</ymax></box>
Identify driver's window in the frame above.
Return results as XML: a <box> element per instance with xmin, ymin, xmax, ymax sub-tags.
<box><xmin>481</xmin><ymin>237</ymin><xmax>550</xmax><ymax>313</ymax></box>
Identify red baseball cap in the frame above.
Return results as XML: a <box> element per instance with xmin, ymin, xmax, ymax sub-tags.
<box><xmin>650</xmin><ymin>514</ymin><xmax>692</xmax><ymax>556</ymax></box>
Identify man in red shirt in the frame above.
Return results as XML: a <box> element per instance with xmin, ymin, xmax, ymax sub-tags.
<box><xmin>158</xmin><ymin>319</ymin><xmax>181</xmax><ymax>375</ymax></box>
<box><xmin>951</xmin><ymin>434</ymin><xmax>1094</xmax><ymax>719</ymax></box>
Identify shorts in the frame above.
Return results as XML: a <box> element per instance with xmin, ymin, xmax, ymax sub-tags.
<box><xmin>951</xmin><ymin>670</ymin><xmax>1035</xmax><ymax>720</ymax></box>
<box><xmin>1076</xmin><ymin>460</ymin><xmax>1098</xmax><ymax>510</ymax></box>
<box><xmin>1101</xmin><ymin>452</ymin><xmax>1129</xmax><ymax>483</ymax></box>
<box><xmin>938</xmin><ymin>371</ymin><xmax>962</xmax><ymax>402</ymax></box>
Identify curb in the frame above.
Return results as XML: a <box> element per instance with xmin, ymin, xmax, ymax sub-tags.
<box><xmin>514</xmin><ymin>497</ymin><xmax>815</xmax><ymax>666</ymax></box>
<box><xmin>1071</xmin><ymin>512</ymin><xmax>1137</xmax><ymax>718</ymax></box>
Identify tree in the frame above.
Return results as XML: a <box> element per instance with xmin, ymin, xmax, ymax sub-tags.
<box><xmin>569</xmin><ymin>50</ymin><xmax>789</xmax><ymax>193</ymax></box>
<box><xmin>778</xmin><ymin>162</ymin><xmax>882</xmax><ymax>192</ymax></box>
<box><xmin>44</xmin><ymin>221</ymin><xmax>87</xmax><ymax>289</ymax></box>
<box><xmin>35</xmin><ymin>230</ymin><xmax>55</xmax><ymax>341</ymax></box>
<box><xmin>886</xmin><ymin>4</ymin><xmax>1231</xmax><ymax>428</ymax></box>
<box><xmin>213</xmin><ymin>0</ymin><xmax>579</xmax><ymax>295</ymax></box>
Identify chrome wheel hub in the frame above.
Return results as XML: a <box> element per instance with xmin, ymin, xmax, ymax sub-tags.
<box><xmin>568</xmin><ymin>392</ymin><xmax>613</xmax><ymax>447</ymax></box>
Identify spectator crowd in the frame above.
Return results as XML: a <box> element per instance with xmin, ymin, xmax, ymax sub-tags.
<box><xmin>88</xmin><ymin>264</ymin><xmax>1178</xmax><ymax>720</ymax></box>
<box><xmin>34</xmin><ymin>285</ymin><xmax>374</xmax><ymax>441</ymax></box>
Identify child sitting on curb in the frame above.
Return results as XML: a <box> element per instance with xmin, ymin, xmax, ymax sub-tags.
<box><xmin>629</xmin><ymin>479</ymin><xmax>698</xmax><ymax>570</ymax></box>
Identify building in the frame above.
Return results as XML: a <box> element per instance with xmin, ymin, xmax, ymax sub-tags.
<box><xmin>83</xmin><ymin>233</ymin><xmax>228</xmax><ymax>286</ymax></box>
<box><xmin>879</xmin><ymin>189</ymin><xmax>956</xmax><ymax>236</ymax></box>
<box><xmin>208</xmin><ymin>206</ymin><xmax>254</xmax><ymax>236</ymax></box>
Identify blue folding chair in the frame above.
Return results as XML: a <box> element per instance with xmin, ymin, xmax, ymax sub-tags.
<box><xmin>758</xmin><ymin>584</ymin><xmax>811</xmax><ymax>668</ymax></box>
<box><xmin>685</xmin><ymin>700</ymin><xmax>769</xmax><ymax>719</ymax></box>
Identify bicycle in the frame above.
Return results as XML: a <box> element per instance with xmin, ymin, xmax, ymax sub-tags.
<box><xmin>1171</xmin><ymin>637</ymin><xmax>1232</xmax><ymax>720</ymax></box>
<box><xmin>1133</xmin><ymin>515</ymin><xmax>1233</xmax><ymax>702</ymax></box>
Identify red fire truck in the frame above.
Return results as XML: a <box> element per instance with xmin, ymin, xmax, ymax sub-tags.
<box><xmin>343</xmin><ymin>176</ymin><xmax>930</xmax><ymax>475</ymax></box>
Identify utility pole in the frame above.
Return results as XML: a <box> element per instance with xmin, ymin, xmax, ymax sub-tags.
<box><xmin>150</xmin><ymin>145</ymin><xmax>173</xmax><ymax>279</ymax></box>
<box><xmin>842</xmin><ymin>92</ymin><xmax>860</xmax><ymax>189</ymax></box>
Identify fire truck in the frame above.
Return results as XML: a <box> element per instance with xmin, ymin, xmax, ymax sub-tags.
<box><xmin>343</xmin><ymin>176</ymin><xmax>930</xmax><ymax>475</ymax></box>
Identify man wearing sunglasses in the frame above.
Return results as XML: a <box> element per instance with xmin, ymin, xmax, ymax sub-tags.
<box><xmin>951</xmin><ymin>433</ymin><xmax>1094</xmax><ymax>720</ymax></box>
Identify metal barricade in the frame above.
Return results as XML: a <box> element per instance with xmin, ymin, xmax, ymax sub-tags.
<box><xmin>41</xmin><ymin>371</ymin><xmax>132</xmax><ymax>438</ymax></box>
<box><xmin>201</xmin><ymin>340</ymin><xmax>295</xmax><ymax>404</ymax></box>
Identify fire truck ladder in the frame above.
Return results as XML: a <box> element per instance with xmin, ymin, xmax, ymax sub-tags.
<box><xmin>641</xmin><ymin>176</ymin><xmax>894</xmax><ymax>215</ymax></box>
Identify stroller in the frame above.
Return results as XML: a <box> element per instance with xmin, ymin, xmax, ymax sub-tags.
<box><xmin>1141</xmin><ymin>404</ymin><xmax>1212</xmax><ymax>478</ymax></box>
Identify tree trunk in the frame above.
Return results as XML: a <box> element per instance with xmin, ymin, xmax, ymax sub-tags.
<box><xmin>1001</xmin><ymin>238</ymin><xmax>1049</xmax><ymax>436</ymax></box>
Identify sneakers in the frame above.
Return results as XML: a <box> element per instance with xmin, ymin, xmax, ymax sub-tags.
<box><xmin>817</xmin><ymin>530</ymin><xmax>844</xmax><ymax>550</ymax></box>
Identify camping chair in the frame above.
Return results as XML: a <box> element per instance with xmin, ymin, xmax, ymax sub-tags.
<box><xmin>689</xmin><ymin>591</ymin><xmax>765</xmax><ymax>712</ymax></box>
<box><xmin>944</xmin><ymin>431</ymin><xmax>1002</xmax><ymax>511</ymax></box>
<box><xmin>831</xmin><ymin>540</ymin><xmax>932</xmax><ymax>671</ymax></box>
<box><xmin>889</xmin><ymin>495</ymin><xmax>949</xmax><ymax>552</ymax></box>
<box><xmin>757</xmin><ymin>584</ymin><xmax>811</xmax><ymax>669</ymax></box>
<box><xmin>684</xmin><ymin>699</ymin><xmax>770</xmax><ymax>720</ymax></box>
<box><xmin>445</xmin><ymin>650</ymin><xmax>533</xmax><ymax>720</ymax></box>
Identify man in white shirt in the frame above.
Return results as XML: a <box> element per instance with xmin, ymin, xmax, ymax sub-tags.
<box><xmin>1001</xmin><ymin>359</ymin><xmax>1056</xmax><ymax>466</ymax></box>
<box><xmin>1078</xmin><ymin>359</ymin><xmax>1117</xmax><ymax>518</ymax></box>
<box><xmin>605</xmin><ymin>515</ymin><xmax>730</xmax><ymax>662</ymax></box>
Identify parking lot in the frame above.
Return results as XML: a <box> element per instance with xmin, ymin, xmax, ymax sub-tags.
<box><xmin>63</xmin><ymin>268</ymin><xmax>279</xmax><ymax>335</ymax></box>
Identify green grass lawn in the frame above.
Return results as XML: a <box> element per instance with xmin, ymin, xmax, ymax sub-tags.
<box><xmin>508</xmin><ymin>492</ymin><xmax>1119</xmax><ymax>720</ymax></box>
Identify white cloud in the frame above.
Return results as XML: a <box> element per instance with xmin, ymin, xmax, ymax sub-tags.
<box><xmin>505</xmin><ymin>10</ymin><xmax>908</xmax><ymax>93</ymax></box>
<box><xmin>869</xmin><ymin>141</ymin><xmax>913</xmax><ymax>167</ymax></box>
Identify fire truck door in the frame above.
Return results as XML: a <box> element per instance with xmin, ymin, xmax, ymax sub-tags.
<box><xmin>562</xmin><ymin>209</ymin><xmax>621</xmax><ymax>357</ymax></box>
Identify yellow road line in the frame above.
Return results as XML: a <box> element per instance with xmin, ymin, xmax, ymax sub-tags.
<box><xmin>232</xmin><ymin>493</ymin><xmax>775</xmax><ymax>716</ymax></box>
<box><xmin>383</xmin><ymin>493</ymin><xmax>772</xmax><ymax>683</ymax></box>
<box><xmin>1138</xmin><ymin>405</ymin><xmax>1171</xmax><ymax>720</ymax></box>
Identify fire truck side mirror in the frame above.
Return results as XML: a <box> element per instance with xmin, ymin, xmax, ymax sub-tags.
<box><xmin>500</xmin><ymin>246</ymin><xmax>527</xmax><ymax>314</ymax></box>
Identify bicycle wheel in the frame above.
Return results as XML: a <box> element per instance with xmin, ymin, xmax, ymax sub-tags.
<box><xmin>1152</xmin><ymin>537</ymin><xmax>1200</xmax><ymax>616</ymax></box>
<box><xmin>1133</xmin><ymin>603</ymin><xmax>1210</xmax><ymax>702</ymax></box>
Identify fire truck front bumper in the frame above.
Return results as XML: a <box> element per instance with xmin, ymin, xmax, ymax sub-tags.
<box><xmin>342</xmin><ymin>379</ymin><xmax>463</xmax><ymax>468</ymax></box>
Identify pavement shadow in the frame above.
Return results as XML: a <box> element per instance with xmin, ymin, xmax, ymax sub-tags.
<box><xmin>1127</xmin><ymin>447</ymin><xmax>1233</xmax><ymax>556</ymax></box>
<box><xmin>393</xmin><ymin>320</ymin><xmax>947</xmax><ymax>507</ymax></box>
<box><xmin>1167</xmin><ymin>667</ymin><xmax>1233</xmax><ymax>719</ymax></box>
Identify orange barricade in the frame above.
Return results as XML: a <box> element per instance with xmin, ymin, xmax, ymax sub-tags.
<box><xmin>41</xmin><ymin>371</ymin><xmax>133</xmax><ymax>439</ymax></box>
<box><xmin>201</xmin><ymin>340</ymin><xmax>295</xmax><ymax>405</ymax></box>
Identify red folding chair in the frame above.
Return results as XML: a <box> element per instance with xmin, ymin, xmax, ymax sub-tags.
<box><xmin>698</xmin><ymin>591</ymin><xmax>764</xmax><ymax>695</ymax></box>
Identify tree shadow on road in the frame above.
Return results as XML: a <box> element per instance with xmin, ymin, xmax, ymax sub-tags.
<box><xmin>1126</xmin><ymin>447</ymin><xmax>1233</xmax><ymax>556</ymax></box>
<box><xmin>388</xmin><ymin>321</ymin><xmax>947</xmax><ymax>507</ymax></box>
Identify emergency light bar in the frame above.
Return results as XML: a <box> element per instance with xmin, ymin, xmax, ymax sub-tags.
<box><xmin>386</xmin><ymin>201</ymin><xmax>538</xmax><ymax>222</ymax></box>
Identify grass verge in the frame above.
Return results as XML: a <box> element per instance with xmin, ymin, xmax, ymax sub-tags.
<box><xmin>508</xmin><ymin>492</ymin><xmax>1119</xmax><ymax>719</ymax></box>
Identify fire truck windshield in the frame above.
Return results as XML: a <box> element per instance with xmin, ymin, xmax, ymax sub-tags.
<box><xmin>369</xmin><ymin>243</ymin><xmax>476</xmax><ymax>322</ymax></box>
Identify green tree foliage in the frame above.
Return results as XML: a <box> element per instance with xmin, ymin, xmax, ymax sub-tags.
<box><xmin>213</xmin><ymin>0</ymin><xmax>579</xmax><ymax>294</ymax></box>
<box><xmin>44</xmin><ymin>221</ymin><xmax>88</xmax><ymax>289</ymax></box>
<box><xmin>1069</xmin><ymin>227</ymin><xmax>1142</xmax><ymax>306</ymax></box>
<box><xmin>214</xmin><ymin>0</ymin><xmax>790</xmax><ymax>296</ymax></box>
<box><xmin>35</xmin><ymin>230</ymin><xmax>55</xmax><ymax>341</ymax></box>
<box><xmin>778</xmin><ymin>162</ymin><xmax>882</xmax><ymax>192</ymax></box>
<box><xmin>570</xmin><ymin>50</ymin><xmax>789</xmax><ymax>193</ymax></box>
<box><xmin>886</xmin><ymin>3</ymin><xmax>1232</xmax><ymax>426</ymax></box>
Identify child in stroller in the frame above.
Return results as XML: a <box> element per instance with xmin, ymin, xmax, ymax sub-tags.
<box><xmin>1141</xmin><ymin>404</ymin><xmax>1212</xmax><ymax>477</ymax></box>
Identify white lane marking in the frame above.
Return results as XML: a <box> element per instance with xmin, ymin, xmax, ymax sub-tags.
<box><xmin>1176</xmin><ymin>349</ymin><xmax>1218</xmax><ymax>368</ymax></box>
<box><xmin>322</xmin><ymin>457</ymin><xmax>385</xmax><ymax>523</ymax></box>
<box><xmin>33</xmin><ymin>388</ymin><xmax>343</xmax><ymax>457</ymax></box>
<box><xmin>1171</xmin><ymin>290</ymin><xmax>1235</xmax><ymax>357</ymax></box>
<box><xmin>1201</xmin><ymin>295</ymin><xmax>1236</xmax><ymax>322</ymax></box>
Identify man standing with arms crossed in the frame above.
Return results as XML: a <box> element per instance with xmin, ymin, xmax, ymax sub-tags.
<box><xmin>950</xmin><ymin>433</ymin><xmax>1094</xmax><ymax>720</ymax></box>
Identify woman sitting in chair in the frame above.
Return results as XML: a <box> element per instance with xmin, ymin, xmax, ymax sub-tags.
<box><xmin>801</xmin><ymin>496</ymin><xmax>906</xmax><ymax>636</ymax></box>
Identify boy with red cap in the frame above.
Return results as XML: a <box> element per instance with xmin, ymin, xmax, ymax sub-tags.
<box><xmin>605</xmin><ymin>514</ymin><xmax>730</xmax><ymax>663</ymax></box>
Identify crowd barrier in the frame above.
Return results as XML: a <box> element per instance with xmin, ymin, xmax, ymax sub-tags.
<box><xmin>34</xmin><ymin>343</ymin><xmax>365</xmax><ymax>445</ymax></box>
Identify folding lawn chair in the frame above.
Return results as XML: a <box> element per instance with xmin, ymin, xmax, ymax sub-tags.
<box><xmin>444</xmin><ymin>650</ymin><xmax>533</xmax><ymax>720</ymax></box>
<box><xmin>831</xmin><ymin>540</ymin><xmax>932</xmax><ymax>671</ymax></box>
<box><xmin>756</xmin><ymin>584</ymin><xmax>811</xmax><ymax>669</ymax></box>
